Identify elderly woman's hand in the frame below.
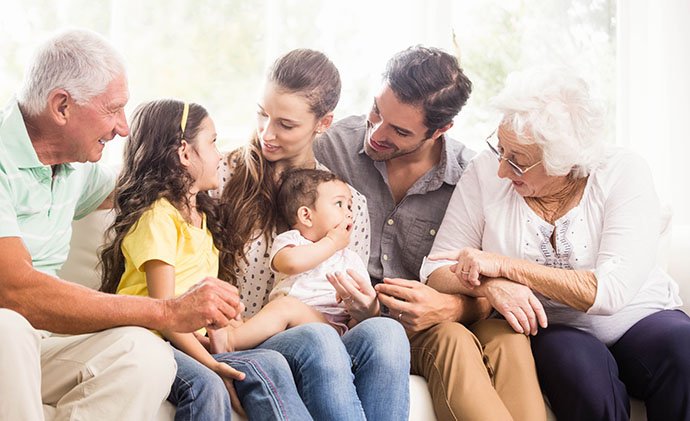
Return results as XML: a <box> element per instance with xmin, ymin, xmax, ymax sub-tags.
<box><xmin>326</xmin><ymin>269</ymin><xmax>380</xmax><ymax>322</ymax></box>
<box><xmin>429</xmin><ymin>247</ymin><xmax>509</xmax><ymax>289</ymax></box>
<box><xmin>481</xmin><ymin>278</ymin><xmax>548</xmax><ymax>335</ymax></box>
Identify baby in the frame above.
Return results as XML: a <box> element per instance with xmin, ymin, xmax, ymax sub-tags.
<box><xmin>211</xmin><ymin>168</ymin><xmax>369</xmax><ymax>352</ymax></box>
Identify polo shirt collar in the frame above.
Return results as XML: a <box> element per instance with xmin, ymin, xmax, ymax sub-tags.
<box><xmin>2</xmin><ymin>99</ymin><xmax>74</xmax><ymax>174</ymax></box>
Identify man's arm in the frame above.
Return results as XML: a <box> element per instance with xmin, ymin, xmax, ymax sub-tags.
<box><xmin>0</xmin><ymin>237</ymin><xmax>241</xmax><ymax>334</ymax></box>
<box><xmin>95</xmin><ymin>190</ymin><xmax>114</xmax><ymax>210</ymax></box>
<box><xmin>427</xmin><ymin>264</ymin><xmax>548</xmax><ymax>335</ymax></box>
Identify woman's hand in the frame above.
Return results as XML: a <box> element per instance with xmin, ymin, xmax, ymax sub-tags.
<box><xmin>481</xmin><ymin>278</ymin><xmax>548</xmax><ymax>335</ymax></box>
<box><xmin>326</xmin><ymin>269</ymin><xmax>379</xmax><ymax>322</ymax></box>
<box><xmin>429</xmin><ymin>248</ymin><xmax>509</xmax><ymax>289</ymax></box>
<box><xmin>212</xmin><ymin>361</ymin><xmax>246</xmax><ymax>417</ymax></box>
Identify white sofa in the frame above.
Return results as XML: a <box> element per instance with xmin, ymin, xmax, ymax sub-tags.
<box><xmin>55</xmin><ymin>210</ymin><xmax>690</xmax><ymax>420</ymax></box>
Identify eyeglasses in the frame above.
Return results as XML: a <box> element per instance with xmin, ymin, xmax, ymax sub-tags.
<box><xmin>485</xmin><ymin>131</ymin><xmax>542</xmax><ymax>177</ymax></box>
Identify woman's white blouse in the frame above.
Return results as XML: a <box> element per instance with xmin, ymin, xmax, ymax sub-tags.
<box><xmin>211</xmin><ymin>152</ymin><xmax>371</xmax><ymax>318</ymax></box>
<box><xmin>421</xmin><ymin>149</ymin><xmax>681</xmax><ymax>345</ymax></box>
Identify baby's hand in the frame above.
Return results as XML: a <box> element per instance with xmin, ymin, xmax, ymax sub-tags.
<box><xmin>325</xmin><ymin>219</ymin><xmax>352</xmax><ymax>251</ymax></box>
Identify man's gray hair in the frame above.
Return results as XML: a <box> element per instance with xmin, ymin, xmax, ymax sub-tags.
<box><xmin>491</xmin><ymin>67</ymin><xmax>606</xmax><ymax>178</ymax></box>
<box><xmin>17</xmin><ymin>29</ymin><xmax>126</xmax><ymax>116</ymax></box>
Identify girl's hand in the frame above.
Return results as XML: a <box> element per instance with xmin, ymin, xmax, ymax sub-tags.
<box><xmin>212</xmin><ymin>360</ymin><xmax>245</xmax><ymax>382</ymax></box>
<box><xmin>325</xmin><ymin>219</ymin><xmax>352</xmax><ymax>251</ymax></box>
<box><xmin>482</xmin><ymin>278</ymin><xmax>548</xmax><ymax>335</ymax></box>
<box><xmin>429</xmin><ymin>248</ymin><xmax>509</xmax><ymax>288</ymax></box>
<box><xmin>213</xmin><ymin>361</ymin><xmax>246</xmax><ymax>418</ymax></box>
<box><xmin>326</xmin><ymin>269</ymin><xmax>379</xmax><ymax>322</ymax></box>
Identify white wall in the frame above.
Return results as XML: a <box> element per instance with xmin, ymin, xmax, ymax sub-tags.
<box><xmin>617</xmin><ymin>0</ymin><xmax>690</xmax><ymax>226</ymax></box>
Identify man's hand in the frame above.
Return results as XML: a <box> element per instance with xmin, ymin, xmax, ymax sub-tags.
<box><xmin>164</xmin><ymin>277</ymin><xmax>243</xmax><ymax>333</ymax></box>
<box><xmin>481</xmin><ymin>278</ymin><xmax>548</xmax><ymax>336</ymax></box>
<box><xmin>374</xmin><ymin>278</ymin><xmax>463</xmax><ymax>332</ymax></box>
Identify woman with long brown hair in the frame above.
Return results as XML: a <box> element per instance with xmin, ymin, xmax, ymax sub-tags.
<box><xmin>214</xmin><ymin>49</ymin><xmax>410</xmax><ymax>420</ymax></box>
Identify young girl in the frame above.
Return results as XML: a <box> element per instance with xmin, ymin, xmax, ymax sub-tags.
<box><xmin>99</xmin><ymin>99</ymin><xmax>312</xmax><ymax>420</ymax></box>
<box><xmin>210</xmin><ymin>169</ymin><xmax>369</xmax><ymax>353</ymax></box>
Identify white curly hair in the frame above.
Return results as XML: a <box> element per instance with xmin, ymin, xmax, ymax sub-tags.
<box><xmin>17</xmin><ymin>29</ymin><xmax>126</xmax><ymax>116</ymax></box>
<box><xmin>490</xmin><ymin>66</ymin><xmax>606</xmax><ymax>178</ymax></box>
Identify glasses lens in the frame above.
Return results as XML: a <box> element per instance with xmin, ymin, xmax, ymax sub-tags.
<box><xmin>487</xmin><ymin>131</ymin><xmax>527</xmax><ymax>176</ymax></box>
<box><xmin>508</xmin><ymin>161</ymin><xmax>524</xmax><ymax>176</ymax></box>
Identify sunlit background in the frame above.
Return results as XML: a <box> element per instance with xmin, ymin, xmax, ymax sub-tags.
<box><xmin>1</xmin><ymin>0</ymin><xmax>688</xmax><ymax>226</ymax></box>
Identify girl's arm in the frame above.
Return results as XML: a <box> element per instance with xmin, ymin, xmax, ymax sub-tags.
<box><xmin>144</xmin><ymin>260</ymin><xmax>245</xmax><ymax>381</ymax></box>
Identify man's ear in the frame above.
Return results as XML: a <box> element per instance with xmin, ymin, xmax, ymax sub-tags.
<box><xmin>296</xmin><ymin>206</ymin><xmax>313</xmax><ymax>227</ymax></box>
<box><xmin>431</xmin><ymin>121</ymin><xmax>454</xmax><ymax>141</ymax></box>
<box><xmin>315</xmin><ymin>113</ymin><xmax>334</xmax><ymax>134</ymax></box>
<box><xmin>178</xmin><ymin>140</ymin><xmax>192</xmax><ymax>167</ymax></box>
<box><xmin>46</xmin><ymin>89</ymin><xmax>71</xmax><ymax>126</ymax></box>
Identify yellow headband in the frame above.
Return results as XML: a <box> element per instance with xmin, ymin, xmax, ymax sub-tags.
<box><xmin>180</xmin><ymin>102</ymin><xmax>189</xmax><ymax>139</ymax></box>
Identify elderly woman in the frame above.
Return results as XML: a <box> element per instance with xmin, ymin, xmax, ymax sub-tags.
<box><xmin>421</xmin><ymin>67</ymin><xmax>690</xmax><ymax>421</ymax></box>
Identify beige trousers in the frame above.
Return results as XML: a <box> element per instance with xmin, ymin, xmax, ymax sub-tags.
<box><xmin>0</xmin><ymin>309</ymin><xmax>176</xmax><ymax>420</ymax></box>
<box><xmin>409</xmin><ymin>319</ymin><xmax>546</xmax><ymax>421</ymax></box>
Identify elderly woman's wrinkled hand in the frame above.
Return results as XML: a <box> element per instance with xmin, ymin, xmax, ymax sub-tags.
<box><xmin>326</xmin><ymin>269</ymin><xmax>380</xmax><ymax>322</ymax></box>
<box><xmin>482</xmin><ymin>278</ymin><xmax>548</xmax><ymax>335</ymax></box>
<box><xmin>429</xmin><ymin>247</ymin><xmax>508</xmax><ymax>289</ymax></box>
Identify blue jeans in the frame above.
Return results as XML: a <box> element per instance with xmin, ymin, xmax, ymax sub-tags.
<box><xmin>258</xmin><ymin>318</ymin><xmax>410</xmax><ymax>421</ymax></box>
<box><xmin>169</xmin><ymin>347</ymin><xmax>311</xmax><ymax>421</ymax></box>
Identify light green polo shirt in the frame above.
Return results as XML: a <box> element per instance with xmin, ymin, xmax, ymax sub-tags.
<box><xmin>0</xmin><ymin>99</ymin><xmax>115</xmax><ymax>276</ymax></box>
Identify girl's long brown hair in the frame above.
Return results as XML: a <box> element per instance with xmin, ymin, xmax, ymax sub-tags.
<box><xmin>99</xmin><ymin>99</ymin><xmax>224</xmax><ymax>293</ymax></box>
<box><xmin>217</xmin><ymin>49</ymin><xmax>341</xmax><ymax>284</ymax></box>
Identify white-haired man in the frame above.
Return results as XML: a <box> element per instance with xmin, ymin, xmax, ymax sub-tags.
<box><xmin>0</xmin><ymin>29</ymin><xmax>243</xmax><ymax>419</ymax></box>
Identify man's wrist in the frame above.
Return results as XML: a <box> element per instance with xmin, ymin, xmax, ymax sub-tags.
<box><xmin>150</xmin><ymin>297</ymin><xmax>171</xmax><ymax>332</ymax></box>
<box><xmin>447</xmin><ymin>293</ymin><xmax>467</xmax><ymax>322</ymax></box>
<box><xmin>451</xmin><ymin>293</ymin><xmax>490</xmax><ymax>324</ymax></box>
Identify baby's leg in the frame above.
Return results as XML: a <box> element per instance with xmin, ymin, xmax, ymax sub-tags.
<box><xmin>230</xmin><ymin>296</ymin><xmax>328</xmax><ymax>351</ymax></box>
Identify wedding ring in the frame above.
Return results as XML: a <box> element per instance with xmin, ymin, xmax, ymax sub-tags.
<box><xmin>342</xmin><ymin>296</ymin><xmax>352</xmax><ymax>302</ymax></box>
<box><xmin>397</xmin><ymin>311</ymin><xmax>404</xmax><ymax>321</ymax></box>
<box><xmin>461</xmin><ymin>270</ymin><xmax>470</xmax><ymax>275</ymax></box>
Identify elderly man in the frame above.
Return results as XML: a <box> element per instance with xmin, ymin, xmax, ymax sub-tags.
<box><xmin>0</xmin><ymin>29</ymin><xmax>242</xmax><ymax>419</ymax></box>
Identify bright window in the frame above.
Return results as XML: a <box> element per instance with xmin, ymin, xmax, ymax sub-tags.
<box><xmin>0</xmin><ymin>0</ymin><xmax>616</xmax><ymax>157</ymax></box>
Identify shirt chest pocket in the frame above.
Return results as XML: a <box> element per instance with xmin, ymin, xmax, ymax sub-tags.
<box><xmin>401</xmin><ymin>217</ymin><xmax>439</xmax><ymax>276</ymax></box>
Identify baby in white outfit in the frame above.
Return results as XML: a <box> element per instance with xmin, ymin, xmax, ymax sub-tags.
<box><xmin>210</xmin><ymin>169</ymin><xmax>369</xmax><ymax>353</ymax></box>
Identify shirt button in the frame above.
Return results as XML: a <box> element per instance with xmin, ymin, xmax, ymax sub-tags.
<box><xmin>429</xmin><ymin>229</ymin><xmax>436</xmax><ymax>236</ymax></box>
<box><xmin>383</xmin><ymin>254</ymin><xmax>389</xmax><ymax>261</ymax></box>
<box><xmin>387</xmin><ymin>219</ymin><xmax>395</xmax><ymax>225</ymax></box>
